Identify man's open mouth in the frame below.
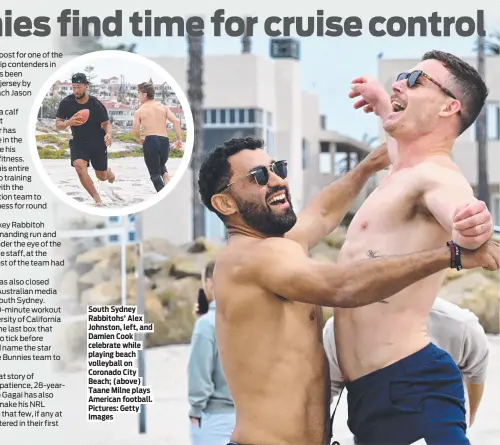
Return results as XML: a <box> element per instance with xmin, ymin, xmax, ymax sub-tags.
<box><xmin>267</xmin><ymin>192</ymin><xmax>288</xmax><ymax>206</ymax></box>
<box><xmin>391</xmin><ymin>100</ymin><xmax>406</xmax><ymax>113</ymax></box>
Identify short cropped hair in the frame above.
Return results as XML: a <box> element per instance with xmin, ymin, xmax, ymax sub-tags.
<box><xmin>421</xmin><ymin>50</ymin><xmax>488</xmax><ymax>135</ymax></box>
<box><xmin>137</xmin><ymin>82</ymin><xmax>155</xmax><ymax>100</ymax></box>
<box><xmin>198</xmin><ymin>137</ymin><xmax>265</xmax><ymax>218</ymax></box>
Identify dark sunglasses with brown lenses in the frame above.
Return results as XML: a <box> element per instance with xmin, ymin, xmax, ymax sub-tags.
<box><xmin>217</xmin><ymin>160</ymin><xmax>288</xmax><ymax>194</ymax></box>
<box><xmin>396</xmin><ymin>70</ymin><xmax>462</xmax><ymax>117</ymax></box>
<box><xmin>397</xmin><ymin>70</ymin><xmax>460</xmax><ymax>100</ymax></box>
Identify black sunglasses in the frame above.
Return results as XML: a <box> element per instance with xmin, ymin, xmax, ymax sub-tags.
<box><xmin>217</xmin><ymin>160</ymin><xmax>288</xmax><ymax>194</ymax></box>
<box><xmin>396</xmin><ymin>70</ymin><xmax>460</xmax><ymax>102</ymax></box>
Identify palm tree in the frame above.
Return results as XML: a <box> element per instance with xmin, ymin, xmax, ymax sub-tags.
<box><xmin>242</xmin><ymin>21</ymin><xmax>251</xmax><ymax>54</ymax></box>
<box><xmin>476</xmin><ymin>35</ymin><xmax>490</xmax><ymax>208</ymax></box>
<box><xmin>84</xmin><ymin>66</ymin><xmax>97</xmax><ymax>82</ymax></box>
<box><xmin>58</xmin><ymin>30</ymin><xmax>137</xmax><ymax>55</ymax></box>
<box><xmin>361</xmin><ymin>133</ymin><xmax>378</xmax><ymax>147</ymax></box>
<box><xmin>187</xmin><ymin>33</ymin><xmax>205</xmax><ymax>239</ymax></box>
<box><xmin>484</xmin><ymin>31</ymin><xmax>500</xmax><ymax>55</ymax></box>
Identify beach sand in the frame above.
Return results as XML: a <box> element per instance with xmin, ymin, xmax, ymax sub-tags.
<box><xmin>41</xmin><ymin>157</ymin><xmax>183</xmax><ymax>208</ymax></box>
<box><xmin>50</xmin><ymin>335</ymin><xmax>500</xmax><ymax>445</ymax></box>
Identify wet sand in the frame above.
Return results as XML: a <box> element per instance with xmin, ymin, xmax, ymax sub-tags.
<box><xmin>41</xmin><ymin>157</ymin><xmax>183</xmax><ymax>208</ymax></box>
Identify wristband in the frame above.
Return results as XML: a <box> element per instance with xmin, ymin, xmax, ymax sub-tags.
<box><xmin>446</xmin><ymin>241</ymin><xmax>462</xmax><ymax>271</ymax></box>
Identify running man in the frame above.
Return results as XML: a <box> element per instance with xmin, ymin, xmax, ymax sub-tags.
<box><xmin>55</xmin><ymin>72</ymin><xmax>115</xmax><ymax>205</ymax></box>
<box><xmin>197</xmin><ymin>136</ymin><xmax>499</xmax><ymax>445</ymax></box>
<box><xmin>336</xmin><ymin>50</ymin><xmax>494</xmax><ymax>444</ymax></box>
<box><xmin>132</xmin><ymin>81</ymin><xmax>183</xmax><ymax>192</ymax></box>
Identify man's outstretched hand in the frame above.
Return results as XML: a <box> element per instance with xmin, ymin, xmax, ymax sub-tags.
<box><xmin>349</xmin><ymin>76</ymin><xmax>392</xmax><ymax>118</ymax></box>
<box><xmin>453</xmin><ymin>200</ymin><xmax>493</xmax><ymax>250</ymax></box>
<box><xmin>461</xmin><ymin>240</ymin><xmax>500</xmax><ymax>271</ymax></box>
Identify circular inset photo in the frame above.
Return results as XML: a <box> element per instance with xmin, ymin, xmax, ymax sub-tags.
<box><xmin>30</xmin><ymin>50</ymin><xmax>194</xmax><ymax>216</ymax></box>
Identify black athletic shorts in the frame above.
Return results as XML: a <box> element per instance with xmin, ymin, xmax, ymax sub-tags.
<box><xmin>143</xmin><ymin>135</ymin><xmax>170</xmax><ymax>176</ymax></box>
<box><xmin>70</xmin><ymin>138</ymin><xmax>108</xmax><ymax>172</ymax></box>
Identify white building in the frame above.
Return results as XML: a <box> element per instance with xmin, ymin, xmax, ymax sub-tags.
<box><xmin>52</xmin><ymin>39</ymin><xmax>374</xmax><ymax>245</ymax></box>
<box><xmin>106</xmin><ymin>215</ymin><xmax>137</xmax><ymax>245</ymax></box>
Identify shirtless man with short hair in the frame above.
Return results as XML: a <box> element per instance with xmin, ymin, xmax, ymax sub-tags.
<box><xmin>197</xmin><ymin>135</ymin><xmax>498</xmax><ymax>445</ymax></box>
<box><xmin>336</xmin><ymin>50</ymin><xmax>496</xmax><ymax>444</ymax></box>
<box><xmin>132</xmin><ymin>82</ymin><xmax>183</xmax><ymax>192</ymax></box>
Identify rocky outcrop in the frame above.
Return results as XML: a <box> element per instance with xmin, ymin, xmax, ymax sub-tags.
<box><xmin>55</xmin><ymin>230</ymin><xmax>499</xmax><ymax>370</ymax></box>
<box><xmin>55</xmin><ymin>237</ymin><xmax>223</xmax><ymax>368</ymax></box>
<box><xmin>440</xmin><ymin>268</ymin><xmax>499</xmax><ymax>334</ymax></box>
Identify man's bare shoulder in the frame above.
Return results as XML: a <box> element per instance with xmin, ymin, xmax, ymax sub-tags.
<box><xmin>413</xmin><ymin>159</ymin><xmax>471</xmax><ymax>192</ymax></box>
<box><xmin>218</xmin><ymin>236</ymin><xmax>305</xmax><ymax>280</ymax></box>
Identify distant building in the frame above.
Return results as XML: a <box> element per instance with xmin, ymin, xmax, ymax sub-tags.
<box><xmin>52</xmin><ymin>40</ymin><xmax>375</xmax><ymax>246</ymax></box>
<box><xmin>44</xmin><ymin>82</ymin><xmax>185</xmax><ymax>130</ymax></box>
<box><xmin>106</xmin><ymin>215</ymin><xmax>137</xmax><ymax>245</ymax></box>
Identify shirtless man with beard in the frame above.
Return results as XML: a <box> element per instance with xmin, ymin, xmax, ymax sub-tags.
<box><xmin>336</xmin><ymin>50</ymin><xmax>497</xmax><ymax>444</ymax></box>
<box><xmin>197</xmin><ymin>135</ymin><xmax>498</xmax><ymax>445</ymax></box>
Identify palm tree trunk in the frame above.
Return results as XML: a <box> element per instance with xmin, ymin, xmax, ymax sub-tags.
<box><xmin>187</xmin><ymin>33</ymin><xmax>205</xmax><ymax>239</ymax></box>
<box><xmin>476</xmin><ymin>35</ymin><xmax>490</xmax><ymax>208</ymax></box>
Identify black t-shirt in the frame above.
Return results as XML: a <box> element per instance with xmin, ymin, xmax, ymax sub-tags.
<box><xmin>56</xmin><ymin>94</ymin><xmax>109</xmax><ymax>142</ymax></box>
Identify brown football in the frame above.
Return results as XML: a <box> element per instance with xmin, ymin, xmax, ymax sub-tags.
<box><xmin>74</xmin><ymin>109</ymin><xmax>90</xmax><ymax>125</ymax></box>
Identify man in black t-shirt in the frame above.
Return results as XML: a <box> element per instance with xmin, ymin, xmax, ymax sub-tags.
<box><xmin>55</xmin><ymin>73</ymin><xmax>115</xmax><ymax>205</ymax></box>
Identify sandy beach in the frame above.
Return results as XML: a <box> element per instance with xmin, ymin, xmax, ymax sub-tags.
<box><xmin>41</xmin><ymin>157</ymin><xmax>183</xmax><ymax>208</ymax></box>
<box><xmin>47</xmin><ymin>335</ymin><xmax>500</xmax><ymax>445</ymax></box>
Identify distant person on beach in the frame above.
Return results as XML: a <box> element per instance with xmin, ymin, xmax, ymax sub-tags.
<box><xmin>197</xmin><ymin>136</ymin><xmax>498</xmax><ymax>445</ymax></box>
<box><xmin>55</xmin><ymin>72</ymin><xmax>115</xmax><ymax>206</ymax></box>
<box><xmin>323</xmin><ymin>297</ymin><xmax>490</xmax><ymax>439</ymax></box>
<box><xmin>188</xmin><ymin>260</ymin><xmax>235</xmax><ymax>445</ymax></box>
<box><xmin>132</xmin><ymin>81</ymin><xmax>183</xmax><ymax>192</ymax></box>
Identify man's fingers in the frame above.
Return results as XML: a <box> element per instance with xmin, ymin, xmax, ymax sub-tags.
<box><xmin>348</xmin><ymin>89</ymin><xmax>361</xmax><ymax>98</ymax></box>
<box><xmin>453</xmin><ymin>200</ymin><xmax>486</xmax><ymax>222</ymax></box>
<box><xmin>453</xmin><ymin>211</ymin><xmax>491</xmax><ymax>232</ymax></box>
<box><xmin>480</xmin><ymin>242</ymin><xmax>499</xmax><ymax>271</ymax></box>
<box><xmin>458</xmin><ymin>219</ymin><xmax>492</xmax><ymax>237</ymax></box>
<box><xmin>353</xmin><ymin>98</ymin><xmax>368</xmax><ymax>109</ymax></box>
<box><xmin>351</xmin><ymin>76</ymin><xmax>368</xmax><ymax>84</ymax></box>
<box><xmin>364</xmin><ymin>105</ymin><xmax>374</xmax><ymax>113</ymax></box>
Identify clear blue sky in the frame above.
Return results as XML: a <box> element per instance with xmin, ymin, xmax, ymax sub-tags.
<box><xmin>101</xmin><ymin>32</ymin><xmax>484</xmax><ymax>141</ymax></box>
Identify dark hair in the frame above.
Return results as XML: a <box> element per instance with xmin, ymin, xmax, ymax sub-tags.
<box><xmin>137</xmin><ymin>82</ymin><xmax>155</xmax><ymax>100</ymax></box>
<box><xmin>198</xmin><ymin>137</ymin><xmax>265</xmax><ymax>218</ymax></box>
<box><xmin>421</xmin><ymin>50</ymin><xmax>488</xmax><ymax>135</ymax></box>
<box><xmin>204</xmin><ymin>260</ymin><xmax>216</xmax><ymax>280</ymax></box>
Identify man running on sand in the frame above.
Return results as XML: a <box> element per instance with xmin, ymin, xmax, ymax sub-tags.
<box><xmin>55</xmin><ymin>72</ymin><xmax>115</xmax><ymax>205</ymax></box>
<box><xmin>335</xmin><ymin>50</ymin><xmax>495</xmax><ymax>444</ymax></box>
<box><xmin>197</xmin><ymin>136</ymin><xmax>499</xmax><ymax>445</ymax></box>
<box><xmin>132</xmin><ymin>82</ymin><xmax>183</xmax><ymax>192</ymax></box>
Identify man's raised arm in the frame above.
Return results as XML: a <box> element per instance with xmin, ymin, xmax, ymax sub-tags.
<box><xmin>248</xmin><ymin>237</ymin><xmax>499</xmax><ymax>308</ymax></box>
<box><xmin>286</xmin><ymin>143</ymin><xmax>389</xmax><ymax>251</ymax></box>
<box><xmin>419</xmin><ymin>163</ymin><xmax>493</xmax><ymax>250</ymax></box>
<box><xmin>349</xmin><ymin>76</ymin><xmax>398</xmax><ymax>163</ymax></box>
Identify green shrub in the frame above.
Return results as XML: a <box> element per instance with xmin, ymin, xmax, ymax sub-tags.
<box><xmin>167</xmin><ymin>131</ymin><xmax>187</xmax><ymax>142</ymax></box>
<box><xmin>169</xmin><ymin>149</ymin><xmax>184</xmax><ymax>158</ymax></box>
<box><xmin>114</xmin><ymin>131</ymin><xmax>187</xmax><ymax>144</ymax></box>
<box><xmin>108</xmin><ymin>146</ymin><xmax>144</xmax><ymax>159</ymax></box>
<box><xmin>37</xmin><ymin>145</ymin><xmax>67</xmax><ymax>159</ymax></box>
<box><xmin>115</xmin><ymin>133</ymin><xmax>138</xmax><ymax>143</ymax></box>
<box><xmin>36</xmin><ymin>134</ymin><xmax>60</xmax><ymax>144</ymax></box>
